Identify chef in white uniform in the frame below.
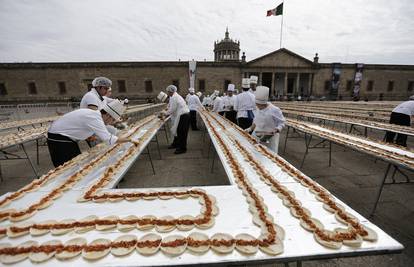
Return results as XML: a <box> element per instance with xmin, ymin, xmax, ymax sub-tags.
<box><xmin>212</xmin><ymin>91</ymin><xmax>225</xmax><ymax>115</ymax></box>
<box><xmin>249</xmin><ymin>75</ymin><xmax>258</xmax><ymax>92</ymax></box>
<box><xmin>161</xmin><ymin>85</ymin><xmax>190</xmax><ymax>154</ymax></box>
<box><xmin>187</xmin><ymin>88</ymin><xmax>203</xmax><ymax>130</ymax></box>
<box><xmin>47</xmin><ymin>100</ymin><xmax>131</xmax><ymax>167</ymax></box>
<box><xmin>234</xmin><ymin>78</ymin><xmax>256</xmax><ymax>129</ymax></box>
<box><xmin>245</xmin><ymin>86</ymin><xmax>285</xmax><ymax>153</ymax></box>
<box><xmin>385</xmin><ymin>95</ymin><xmax>414</xmax><ymax>147</ymax></box>
<box><xmin>223</xmin><ymin>84</ymin><xmax>237</xmax><ymax>124</ymax></box>
<box><xmin>80</xmin><ymin>77</ymin><xmax>112</xmax><ymax>110</ymax></box>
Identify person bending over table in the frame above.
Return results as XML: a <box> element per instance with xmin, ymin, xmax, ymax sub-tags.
<box><xmin>385</xmin><ymin>95</ymin><xmax>414</xmax><ymax>147</ymax></box>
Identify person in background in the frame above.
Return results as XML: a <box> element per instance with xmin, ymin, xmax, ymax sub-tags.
<box><xmin>385</xmin><ymin>95</ymin><xmax>414</xmax><ymax>147</ymax></box>
<box><xmin>245</xmin><ymin>86</ymin><xmax>285</xmax><ymax>153</ymax></box>
<box><xmin>161</xmin><ymin>85</ymin><xmax>190</xmax><ymax>154</ymax></box>
<box><xmin>47</xmin><ymin>100</ymin><xmax>131</xmax><ymax>167</ymax></box>
<box><xmin>223</xmin><ymin>84</ymin><xmax>237</xmax><ymax>124</ymax></box>
<box><xmin>187</xmin><ymin>88</ymin><xmax>203</xmax><ymax>131</ymax></box>
<box><xmin>80</xmin><ymin>77</ymin><xmax>111</xmax><ymax>110</ymax></box>
<box><xmin>249</xmin><ymin>75</ymin><xmax>258</xmax><ymax>92</ymax></box>
<box><xmin>212</xmin><ymin>91</ymin><xmax>225</xmax><ymax>115</ymax></box>
<box><xmin>202</xmin><ymin>94</ymin><xmax>210</xmax><ymax>107</ymax></box>
<box><xmin>234</xmin><ymin>78</ymin><xmax>256</xmax><ymax>129</ymax></box>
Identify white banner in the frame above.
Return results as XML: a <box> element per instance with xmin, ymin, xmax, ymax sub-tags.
<box><xmin>189</xmin><ymin>60</ymin><xmax>196</xmax><ymax>89</ymax></box>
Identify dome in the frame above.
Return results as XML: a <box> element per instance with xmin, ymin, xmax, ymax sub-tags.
<box><xmin>214</xmin><ymin>28</ymin><xmax>241</xmax><ymax>62</ymax></box>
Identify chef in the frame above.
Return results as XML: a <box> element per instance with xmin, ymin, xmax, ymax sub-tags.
<box><xmin>249</xmin><ymin>75</ymin><xmax>258</xmax><ymax>92</ymax></box>
<box><xmin>47</xmin><ymin>100</ymin><xmax>131</xmax><ymax>167</ymax></box>
<box><xmin>385</xmin><ymin>95</ymin><xmax>414</xmax><ymax>147</ymax></box>
<box><xmin>223</xmin><ymin>84</ymin><xmax>237</xmax><ymax>124</ymax></box>
<box><xmin>202</xmin><ymin>94</ymin><xmax>210</xmax><ymax>107</ymax></box>
<box><xmin>234</xmin><ymin>78</ymin><xmax>256</xmax><ymax>129</ymax></box>
<box><xmin>187</xmin><ymin>88</ymin><xmax>204</xmax><ymax>131</ymax></box>
<box><xmin>245</xmin><ymin>86</ymin><xmax>285</xmax><ymax>153</ymax></box>
<box><xmin>161</xmin><ymin>85</ymin><xmax>190</xmax><ymax>154</ymax></box>
<box><xmin>80</xmin><ymin>76</ymin><xmax>112</xmax><ymax>110</ymax></box>
<box><xmin>212</xmin><ymin>91</ymin><xmax>225</xmax><ymax>115</ymax></box>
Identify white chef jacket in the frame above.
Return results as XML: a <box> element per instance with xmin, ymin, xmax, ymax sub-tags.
<box><xmin>165</xmin><ymin>93</ymin><xmax>190</xmax><ymax>136</ymax></box>
<box><xmin>187</xmin><ymin>94</ymin><xmax>203</xmax><ymax>111</ymax></box>
<box><xmin>212</xmin><ymin>97</ymin><xmax>225</xmax><ymax>112</ymax></box>
<box><xmin>202</xmin><ymin>97</ymin><xmax>209</xmax><ymax>106</ymax></box>
<box><xmin>393</xmin><ymin>101</ymin><xmax>414</xmax><ymax>116</ymax></box>
<box><xmin>234</xmin><ymin>91</ymin><xmax>256</xmax><ymax>118</ymax></box>
<box><xmin>80</xmin><ymin>88</ymin><xmax>106</xmax><ymax>110</ymax></box>
<box><xmin>48</xmin><ymin>109</ymin><xmax>118</xmax><ymax>145</ymax></box>
<box><xmin>223</xmin><ymin>95</ymin><xmax>236</xmax><ymax>111</ymax></box>
<box><xmin>253</xmin><ymin>103</ymin><xmax>285</xmax><ymax>133</ymax></box>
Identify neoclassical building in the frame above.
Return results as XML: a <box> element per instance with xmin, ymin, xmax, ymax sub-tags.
<box><xmin>0</xmin><ymin>30</ymin><xmax>413</xmax><ymax>103</ymax></box>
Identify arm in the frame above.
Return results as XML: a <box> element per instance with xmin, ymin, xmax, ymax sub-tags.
<box><xmin>165</xmin><ymin>96</ymin><xmax>177</xmax><ymax>116</ymax></box>
<box><xmin>273</xmin><ymin>108</ymin><xmax>286</xmax><ymax>132</ymax></box>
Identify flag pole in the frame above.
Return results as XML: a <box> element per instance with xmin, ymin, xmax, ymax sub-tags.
<box><xmin>279</xmin><ymin>0</ymin><xmax>284</xmax><ymax>48</ymax></box>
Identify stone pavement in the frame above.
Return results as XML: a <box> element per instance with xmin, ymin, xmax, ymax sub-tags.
<box><xmin>0</xmin><ymin>122</ymin><xmax>413</xmax><ymax>267</ymax></box>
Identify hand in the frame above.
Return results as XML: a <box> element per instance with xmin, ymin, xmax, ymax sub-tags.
<box><xmin>273</xmin><ymin>129</ymin><xmax>280</xmax><ymax>134</ymax></box>
<box><xmin>244</xmin><ymin>128</ymin><xmax>251</xmax><ymax>132</ymax></box>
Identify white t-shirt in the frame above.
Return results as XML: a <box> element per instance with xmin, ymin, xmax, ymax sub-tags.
<box><xmin>253</xmin><ymin>103</ymin><xmax>285</xmax><ymax>133</ymax></box>
<box><xmin>48</xmin><ymin>109</ymin><xmax>118</xmax><ymax>145</ymax></box>
<box><xmin>393</xmin><ymin>101</ymin><xmax>414</xmax><ymax>116</ymax></box>
<box><xmin>223</xmin><ymin>95</ymin><xmax>236</xmax><ymax>111</ymax></box>
<box><xmin>187</xmin><ymin>94</ymin><xmax>203</xmax><ymax>111</ymax></box>
<box><xmin>80</xmin><ymin>89</ymin><xmax>106</xmax><ymax>110</ymax></box>
<box><xmin>212</xmin><ymin>97</ymin><xmax>225</xmax><ymax>112</ymax></box>
<box><xmin>234</xmin><ymin>91</ymin><xmax>256</xmax><ymax>118</ymax></box>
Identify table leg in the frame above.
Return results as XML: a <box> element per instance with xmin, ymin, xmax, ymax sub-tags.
<box><xmin>370</xmin><ymin>163</ymin><xmax>392</xmax><ymax>216</ymax></box>
<box><xmin>21</xmin><ymin>143</ymin><xmax>39</xmax><ymax>178</ymax></box>
<box><xmin>146</xmin><ymin>146</ymin><xmax>156</xmax><ymax>175</ymax></box>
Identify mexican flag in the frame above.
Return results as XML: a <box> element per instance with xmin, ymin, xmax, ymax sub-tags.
<box><xmin>266</xmin><ymin>2</ymin><xmax>283</xmax><ymax>16</ymax></box>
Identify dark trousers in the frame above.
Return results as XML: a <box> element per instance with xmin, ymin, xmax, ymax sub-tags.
<box><xmin>47</xmin><ymin>132</ymin><xmax>81</xmax><ymax>167</ymax></box>
<box><xmin>218</xmin><ymin>111</ymin><xmax>225</xmax><ymax>116</ymax></box>
<box><xmin>171</xmin><ymin>113</ymin><xmax>190</xmax><ymax>151</ymax></box>
<box><xmin>189</xmin><ymin>110</ymin><xmax>198</xmax><ymax>130</ymax></box>
<box><xmin>385</xmin><ymin>112</ymin><xmax>411</xmax><ymax>147</ymax></box>
<box><xmin>225</xmin><ymin>110</ymin><xmax>237</xmax><ymax>124</ymax></box>
<box><xmin>238</xmin><ymin>117</ymin><xmax>253</xmax><ymax>130</ymax></box>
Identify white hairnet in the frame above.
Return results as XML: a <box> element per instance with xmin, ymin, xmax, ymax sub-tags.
<box><xmin>92</xmin><ymin>77</ymin><xmax>112</xmax><ymax>87</ymax></box>
<box><xmin>166</xmin><ymin>85</ymin><xmax>177</xmax><ymax>93</ymax></box>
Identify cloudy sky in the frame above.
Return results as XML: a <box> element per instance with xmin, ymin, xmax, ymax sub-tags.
<box><xmin>0</xmin><ymin>0</ymin><xmax>413</xmax><ymax>64</ymax></box>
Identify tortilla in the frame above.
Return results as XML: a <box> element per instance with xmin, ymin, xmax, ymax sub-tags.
<box><xmin>334</xmin><ymin>212</ymin><xmax>359</xmax><ymax>225</ymax></box>
<box><xmin>300</xmin><ymin>217</ymin><xmax>324</xmax><ymax>232</ymax></box>
<box><xmin>9</xmin><ymin>209</ymin><xmax>36</xmax><ymax>222</ymax></box>
<box><xmin>75</xmin><ymin>215</ymin><xmax>98</xmax><ymax>233</ymax></box>
<box><xmin>125</xmin><ymin>194</ymin><xmax>140</xmax><ymax>201</ymax></box>
<box><xmin>195</xmin><ymin>215</ymin><xmax>215</xmax><ymax>229</ymax></box>
<box><xmin>111</xmin><ymin>235</ymin><xmax>137</xmax><ymax>256</ymax></box>
<box><xmin>82</xmin><ymin>238</ymin><xmax>111</xmax><ymax>260</ymax></box>
<box><xmin>55</xmin><ymin>237</ymin><xmax>86</xmax><ymax>260</ymax></box>
<box><xmin>323</xmin><ymin>202</ymin><xmax>344</xmax><ymax>213</ymax></box>
<box><xmin>0</xmin><ymin>209</ymin><xmax>15</xmax><ymax>222</ymax></box>
<box><xmin>51</xmin><ymin>219</ymin><xmax>76</xmax><ymax>235</ymax></box>
<box><xmin>187</xmin><ymin>232</ymin><xmax>209</xmax><ymax>254</ymax></box>
<box><xmin>137</xmin><ymin>215</ymin><xmax>156</xmax><ymax>230</ymax></box>
<box><xmin>290</xmin><ymin>207</ymin><xmax>311</xmax><ymax>218</ymax></box>
<box><xmin>143</xmin><ymin>190</ymin><xmax>157</xmax><ymax>200</ymax></box>
<box><xmin>117</xmin><ymin>215</ymin><xmax>138</xmax><ymax>232</ymax></box>
<box><xmin>258</xmin><ymin>235</ymin><xmax>284</xmax><ymax>255</ymax></box>
<box><xmin>252</xmin><ymin>213</ymin><xmax>273</xmax><ymax>227</ymax></box>
<box><xmin>190</xmin><ymin>188</ymin><xmax>206</xmax><ymax>197</ymax></box>
<box><xmin>210</xmin><ymin>233</ymin><xmax>234</xmax><ymax>254</ymax></box>
<box><xmin>160</xmin><ymin>235</ymin><xmax>187</xmax><ymax>256</ymax></box>
<box><xmin>37</xmin><ymin>200</ymin><xmax>53</xmax><ymax>210</ymax></box>
<box><xmin>361</xmin><ymin>225</ymin><xmax>378</xmax><ymax>242</ymax></box>
<box><xmin>136</xmin><ymin>233</ymin><xmax>162</xmax><ymax>255</ymax></box>
<box><xmin>108</xmin><ymin>194</ymin><xmax>124</xmax><ymax>202</ymax></box>
<box><xmin>96</xmin><ymin>215</ymin><xmax>118</xmax><ymax>231</ymax></box>
<box><xmin>29</xmin><ymin>240</ymin><xmax>61</xmax><ymax>263</ymax></box>
<box><xmin>314</xmin><ymin>230</ymin><xmax>342</xmax><ymax>249</ymax></box>
<box><xmin>201</xmin><ymin>205</ymin><xmax>219</xmax><ymax>216</ymax></box>
<box><xmin>158</xmin><ymin>190</ymin><xmax>173</xmax><ymax>200</ymax></box>
<box><xmin>30</xmin><ymin>220</ymin><xmax>58</xmax><ymax>236</ymax></box>
<box><xmin>155</xmin><ymin>216</ymin><xmax>176</xmax><ymax>233</ymax></box>
<box><xmin>0</xmin><ymin>240</ymin><xmax>38</xmax><ymax>264</ymax></box>
<box><xmin>7</xmin><ymin>221</ymin><xmax>33</xmax><ymax>237</ymax></box>
<box><xmin>174</xmin><ymin>190</ymin><xmax>190</xmax><ymax>199</ymax></box>
<box><xmin>235</xmin><ymin>233</ymin><xmax>258</xmax><ymax>254</ymax></box>
<box><xmin>334</xmin><ymin>228</ymin><xmax>362</xmax><ymax>247</ymax></box>
<box><xmin>176</xmin><ymin>215</ymin><xmax>195</xmax><ymax>231</ymax></box>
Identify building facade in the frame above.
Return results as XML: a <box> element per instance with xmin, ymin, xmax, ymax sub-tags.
<box><xmin>0</xmin><ymin>30</ymin><xmax>413</xmax><ymax>103</ymax></box>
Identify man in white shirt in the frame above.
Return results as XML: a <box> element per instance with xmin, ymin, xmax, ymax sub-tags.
<box><xmin>223</xmin><ymin>84</ymin><xmax>237</xmax><ymax>124</ymax></box>
<box><xmin>234</xmin><ymin>78</ymin><xmax>256</xmax><ymax>129</ymax></box>
<box><xmin>162</xmin><ymin>85</ymin><xmax>190</xmax><ymax>154</ymax></box>
<box><xmin>249</xmin><ymin>75</ymin><xmax>258</xmax><ymax>92</ymax></box>
<box><xmin>187</xmin><ymin>88</ymin><xmax>203</xmax><ymax>131</ymax></box>
<box><xmin>47</xmin><ymin>100</ymin><xmax>131</xmax><ymax>167</ymax></box>
<box><xmin>385</xmin><ymin>96</ymin><xmax>414</xmax><ymax>147</ymax></box>
<box><xmin>245</xmin><ymin>86</ymin><xmax>286</xmax><ymax>153</ymax></box>
<box><xmin>80</xmin><ymin>77</ymin><xmax>112</xmax><ymax>110</ymax></box>
<box><xmin>212</xmin><ymin>92</ymin><xmax>225</xmax><ymax>115</ymax></box>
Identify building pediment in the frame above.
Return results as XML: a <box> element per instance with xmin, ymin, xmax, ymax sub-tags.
<box><xmin>247</xmin><ymin>48</ymin><xmax>313</xmax><ymax>68</ymax></box>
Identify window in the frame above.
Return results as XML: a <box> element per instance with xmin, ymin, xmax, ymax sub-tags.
<box><xmin>324</xmin><ymin>80</ymin><xmax>330</xmax><ymax>91</ymax></box>
<box><xmin>224</xmin><ymin>80</ymin><xmax>231</xmax><ymax>91</ymax></box>
<box><xmin>145</xmin><ymin>80</ymin><xmax>153</xmax><ymax>92</ymax></box>
<box><xmin>58</xmin><ymin>82</ymin><xmax>66</xmax><ymax>95</ymax></box>
<box><xmin>0</xmin><ymin>83</ymin><xmax>7</xmax><ymax>96</ymax></box>
<box><xmin>198</xmin><ymin>79</ymin><xmax>205</xmax><ymax>92</ymax></box>
<box><xmin>367</xmin><ymin>80</ymin><xmax>374</xmax><ymax>91</ymax></box>
<box><xmin>408</xmin><ymin>81</ymin><xmax>414</xmax><ymax>92</ymax></box>
<box><xmin>118</xmin><ymin>80</ymin><xmax>126</xmax><ymax>93</ymax></box>
<box><xmin>387</xmin><ymin>81</ymin><xmax>394</xmax><ymax>92</ymax></box>
<box><xmin>28</xmin><ymin>82</ymin><xmax>37</xmax><ymax>95</ymax></box>
<box><xmin>346</xmin><ymin>80</ymin><xmax>353</xmax><ymax>91</ymax></box>
<box><xmin>172</xmin><ymin>80</ymin><xmax>180</xmax><ymax>92</ymax></box>
<box><xmin>83</xmin><ymin>79</ymin><xmax>93</xmax><ymax>91</ymax></box>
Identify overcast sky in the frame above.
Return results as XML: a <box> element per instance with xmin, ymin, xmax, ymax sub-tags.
<box><xmin>0</xmin><ymin>0</ymin><xmax>413</xmax><ymax>64</ymax></box>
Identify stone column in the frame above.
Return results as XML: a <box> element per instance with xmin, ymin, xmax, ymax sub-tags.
<box><xmin>284</xmin><ymin>72</ymin><xmax>288</xmax><ymax>96</ymax></box>
<box><xmin>271</xmin><ymin>72</ymin><xmax>275</xmax><ymax>98</ymax></box>
<box><xmin>296</xmin><ymin>73</ymin><xmax>300</xmax><ymax>96</ymax></box>
<box><xmin>307</xmin><ymin>73</ymin><xmax>312</xmax><ymax>96</ymax></box>
<box><xmin>259</xmin><ymin>73</ymin><xmax>262</xmax><ymax>86</ymax></box>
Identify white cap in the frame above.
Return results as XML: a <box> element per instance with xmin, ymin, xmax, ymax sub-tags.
<box><xmin>196</xmin><ymin>92</ymin><xmax>202</xmax><ymax>97</ymax></box>
<box><xmin>123</xmin><ymin>98</ymin><xmax>129</xmax><ymax>104</ymax></box>
<box><xmin>103</xmin><ymin>99</ymin><xmax>126</xmax><ymax>120</ymax></box>
<box><xmin>227</xmin><ymin>84</ymin><xmax>235</xmax><ymax>91</ymax></box>
<box><xmin>92</xmin><ymin>77</ymin><xmax>112</xmax><ymax>87</ymax></box>
<box><xmin>249</xmin><ymin>75</ymin><xmax>258</xmax><ymax>84</ymax></box>
<box><xmin>166</xmin><ymin>85</ymin><xmax>177</xmax><ymax>93</ymax></box>
<box><xmin>189</xmin><ymin>88</ymin><xmax>195</xmax><ymax>93</ymax></box>
<box><xmin>242</xmin><ymin>78</ymin><xmax>250</xmax><ymax>89</ymax></box>
<box><xmin>254</xmin><ymin>86</ymin><xmax>269</xmax><ymax>104</ymax></box>
<box><xmin>157</xmin><ymin>91</ymin><xmax>168</xmax><ymax>102</ymax></box>
<box><xmin>214</xmin><ymin>90</ymin><xmax>219</xmax><ymax>96</ymax></box>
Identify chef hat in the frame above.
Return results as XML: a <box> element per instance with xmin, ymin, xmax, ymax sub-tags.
<box><xmin>92</xmin><ymin>77</ymin><xmax>112</xmax><ymax>88</ymax></box>
<box><xmin>214</xmin><ymin>90</ymin><xmax>219</xmax><ymax>96</ymax></box>
<box><xmin>157</xmin><ymin>91</ymin><xmax>168</xmax><ymax>102</ymax></box>
<box><xmin>166</xmin><ymin>85</ymin><xmax>177</xmax><ymax>93</ymax></box>
<box><xmin>103</xmin><ymin>99</ymin><xmax>126</xmax><ymax>120</ymax></box>
<box><xmin>196</xmin><ymin>92</ymin><xmax>202</xmax><ymax>97</ymax></box>
<box><xmin>254</xmin><ymin>86</ymin><xmax>269</xmax><ymax>104</ymax></box>
<box><xmin>123</xmin><ymin>98</ymin><xmax>129</xmax><ymax>104</ymax></box>
<box><xmin>189</xmin><ymin>88</ymin><xmax>195</xmax><ymax>93</ymax></box>
<box><xmin>249</xmin><ymin>75</ymin><xmax>258</xmax><ymax>84</ymax></box>
<box><xmin>242</xmin><ymin>78</ymin><xmax>250</xmax><ymax>89</ymax></box>
<box><xmin>227</xmin><ymin>84</ymin><xmax>235</xmax><ymax>91</ymax></box>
